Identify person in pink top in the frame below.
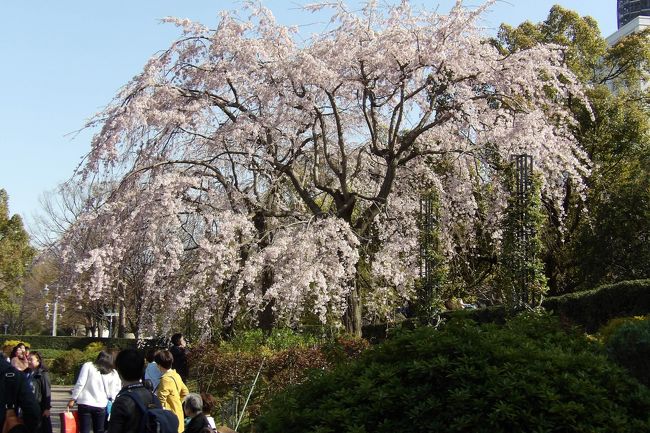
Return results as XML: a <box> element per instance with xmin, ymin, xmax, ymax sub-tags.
<box><xmin>9</xmin><ymin>343</ymin><xmax>29</xmax><ymax>372</ymax></box>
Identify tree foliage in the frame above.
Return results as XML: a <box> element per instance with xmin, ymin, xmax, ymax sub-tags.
<box><xmin>257</xmin><ymin>314</ymin><xmax>650</xmax><ymax>433</ymax></box>
<box><xmin>0</xmin><ymin>189</ymin><xmax>34</xmax><ymax>322</ymax></box>
<box><xmin>61</xmin><ymin>1</ymin><xmax>589</xmax><ymax>336</ymax></box>
<box><xmin>496</xmin><ymin>172</ymin><xmax>547</xmax><ymax>307</ymax></box>
<box><xmin>496</xmin><ymin>6</ymin><xmax>650</xmax><ymax>292</ymax></box>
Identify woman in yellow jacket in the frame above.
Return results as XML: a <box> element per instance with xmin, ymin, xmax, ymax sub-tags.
<box><xmin>155</xmin><ymin>349</ymin><xmax>189</xmax><ymax>433</ymax></box>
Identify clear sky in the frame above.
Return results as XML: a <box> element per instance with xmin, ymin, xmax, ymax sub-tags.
<box><xmin>0</xmin><ymin>1</ymin><xmax>617</xmax><ymax>233</ymax></box>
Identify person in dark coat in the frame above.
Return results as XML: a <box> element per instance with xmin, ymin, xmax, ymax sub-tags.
<box><xmin>169</xmin><ymin>333</ymin><xmax>189</xmax><ymax>382</ymax></box>
<box><xmin>182</xmin><ymin>394</ymin><xmax>210</xmax><ymax>433</ymax></box>
<box><xmin>108</xmin><ymin>349</ymin><xmax>175</xmax><ymax>433</ymax></box>
<box><xmin>0</xmin><ymin>357</ymin><xmax>41</xmax><ymax>432</ymax></box>
<box><xmin>27</xmin><ymin>351</ymin><xmax>52</xmax><ymax>433</ymax></box>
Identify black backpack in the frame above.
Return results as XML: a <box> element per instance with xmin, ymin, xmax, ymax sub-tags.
<box><xmin>121</xmin><ymin>392</ymin><xmax>179</xmax><ymax>433</ymax></box>
<box><xmin>2</xmin><ymin>371</ymin><xmax>29</xmax><ymax>433</ymax></box>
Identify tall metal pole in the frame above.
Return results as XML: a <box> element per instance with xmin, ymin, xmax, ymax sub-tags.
<box><xmin>52</xmin><ymin>298</ymin><xmax>58</xmax><ymax>337</ymax></box>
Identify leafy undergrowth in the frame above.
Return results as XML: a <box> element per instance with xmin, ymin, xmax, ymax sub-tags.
<box><xmin>256</xmin><ymin>313</ymin><xmax>650</xmax><ymax>433</ymax></box>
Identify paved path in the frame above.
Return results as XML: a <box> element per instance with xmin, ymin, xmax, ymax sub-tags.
<box><xmin>50</xmin><ymin>385</ymin><xmax>73</xmax><ymax>433</ymax></box>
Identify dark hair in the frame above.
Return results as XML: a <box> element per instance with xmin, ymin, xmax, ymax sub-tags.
<box><xmin>94</xmin><ymin>350</ymin><xmax>115</xmax><ymax>375</ymax></box>
<box><xmin>9</xmin><ymin>343</ymin><xmax>26</xmax><ymax>359</ymax></box>
<box><xmin>171</xmin><ymin>333</ymin><xmax>183</xmax><ymax>346</ymax></box>
<box><xmin>200</xmin><ymin>392</ymin><xmax>216</xmax><ymax>414</ymax></box>
<box><xmin>115</xmin><ymin>349</ymin><xmax>145</xmax><ymax>382</ymax></box>
<box><xmin>29</xmin><ymin>351</ymin><xmax>47</xmax><ymax>372</ymax></box>
<box><xmin>154</xmin><ymin>349</ymin><xmax>174</xmax><ymax>369</ymax></box>
<box><xmin>145</xmin><ymin>348</ymin><xmax>159</xmax><ymax>363</ymax></box>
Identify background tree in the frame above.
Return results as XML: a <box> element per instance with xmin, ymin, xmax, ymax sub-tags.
<box><xmin>32</xmin><ymin>180</ymin><xmax>172</xmax><ymax>338</ymax></box>
<box><xmin>61</xmin><ymin>1</ymin><xmax>589</xmax><ymax>336</ymax></box>
<box><xmin>495</xmin><ymin>6</ymin><xmax>650</xmax><ymax>293</ymax></box>
<box><xmin>0</xmin><ymin>189</ymin><xmax>35</xmax><ymax>332</ymax></box>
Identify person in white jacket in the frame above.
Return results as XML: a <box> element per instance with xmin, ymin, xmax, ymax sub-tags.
<box><xmin>68</xmin><ymin>351</ymin><xmax>122</xmax><ymax>433</ymax></box>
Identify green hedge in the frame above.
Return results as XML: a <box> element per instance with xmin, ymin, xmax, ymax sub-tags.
<box><xmin>439</xmin><ymin>279</ymin><xmax>650</xmax><ymax>333</ymax></box>
<box><xmin>543</xmin><ymin>279</ymin><xmax>650</xmax><ymax>332</ymax></box>
<box><xmin>257</xmin><ymin>314</ymin><xmax>650</xmax><ymax>433</ymax></box>
<box><xmin>1</xmin><ymin>335</ymin><xmax>141</xmax><ymax>350</ymax></box>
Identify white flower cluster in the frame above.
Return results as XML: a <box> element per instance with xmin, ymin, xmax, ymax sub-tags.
<box><xmin>62</xmin><ymin>0</ymin><xmax>590</xmax><ymax>332</ymax></box>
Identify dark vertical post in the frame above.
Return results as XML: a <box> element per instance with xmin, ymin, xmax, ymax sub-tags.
<box><xmin>418</xmin><ymin>193</ymin><xmax>437</xmax><ymax>321</ymax></box>
<box><xmin>512</xmin><ymin>154</ymin><xmax>534</xmax><ymax>306</ymax></box>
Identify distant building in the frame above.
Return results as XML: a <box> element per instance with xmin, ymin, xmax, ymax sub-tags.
<box><xmin>617</xmin><ymin>0</ymin><xmax>650</xmax><ymax>29</ymax></box>
<box><xmin>610</xmin><ymin>0</ymin><xmax>650</xmax><ymax>46</ymax></box>
<box><xmin>607</xmin><ymin>14</ymin><xmax>650</xmax><ymax>46</ymax></box>
<box><xmin>607</xmin><ymin>3</ymin><xmax>650</xmax><ymax>90</ymax></box>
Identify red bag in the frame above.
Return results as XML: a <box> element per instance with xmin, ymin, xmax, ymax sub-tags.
<box><xmin>59</xmin><ymin>410</ymin><xmax>79</xmax><ymax>433</ymax></box>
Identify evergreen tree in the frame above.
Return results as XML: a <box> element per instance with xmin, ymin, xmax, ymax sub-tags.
<box><xmin>495</xmin><ymin>6</ymin><xmax>650</xmax><ymax>292</ymax></box>
<box><xmin>0</xmin><ymin>189</ymin><xmax>35</xmax><ymax>321</ymax></box>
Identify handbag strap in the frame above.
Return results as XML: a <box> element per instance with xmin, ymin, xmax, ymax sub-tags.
<box><xmin>101</xmin><ymin>374</ymin><xmax>111</xmax><ymax>401</ymax></box>
<box><xmin>166</xmin><ymin>373</ymin><xmax>180</xmax><ymax>395</ymax></box>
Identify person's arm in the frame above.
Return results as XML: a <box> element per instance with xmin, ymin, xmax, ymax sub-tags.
<box><xmin>110</xmin><ymin>371</ymin><xmax>121</xmax><ymax>399</ymax></box>
<box><xmin>179</xmin><ymin>377</ymin><xmax>189</xmax><ymax>399</ymax></box>
<box><xmin>179</xmin><ymin>349</ymin><xmax>189</xmax><ymax>378</ymax></box>
<box><xmin>42</xmin><ymin>371</ymin><xmax>52</xmax><ymax>416</ymax></box>
<box><xmin>157</xmin><ymin>375</ymin><xmax>170</xmax><ymax>408</ymax></box>
<box><xmin>69</xmin><ymin>362</ymin><xmax>90</xmax><ymax>407</ymax></box>
<box><xmin>17</xmin><ymin>373</ymin><xmax>42</xmax><ymax>432</ymax></box>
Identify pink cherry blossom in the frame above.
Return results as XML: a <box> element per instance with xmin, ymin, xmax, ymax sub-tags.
<box><xmin>61</xmin><ymin>1</ymin><xmax>590</xmax><ymax>336</ymax></box>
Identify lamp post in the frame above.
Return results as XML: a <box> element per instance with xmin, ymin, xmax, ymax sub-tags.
<box><xmin>104</xmin><ymin>311</ymin><xmax>119</xmax><ymax>338</ymax></box>
<box><xmin>44</xmin><ymin>285</ymin><xmax>59</xmax><ymax>336</ymax></box>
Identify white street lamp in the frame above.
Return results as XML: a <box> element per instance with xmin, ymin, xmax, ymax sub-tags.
<box><xmin>44</xmin><ymin>285</ymin><xmax>60</xmax><ymax>336</ymax></box>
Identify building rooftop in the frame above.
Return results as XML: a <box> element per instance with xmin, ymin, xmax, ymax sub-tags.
<box><xmin>607</xmin><ymin>14</ymin><xmax>650</xmax><ymax>45</ymax></box>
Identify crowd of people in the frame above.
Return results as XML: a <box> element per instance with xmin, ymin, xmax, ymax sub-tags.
<box><xmin>1</xmin><ymin>333</ymin><xmax>222</xmax><ymax>433</ymax></box>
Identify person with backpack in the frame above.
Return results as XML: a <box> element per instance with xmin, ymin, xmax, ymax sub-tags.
<box><xmin>0</xmin><ymin>357</ymin><xmax>41</xmax><ymax>433</ymax></box>
<box><xmin>155</xmin><ymin>350</ymin><xmax>189</xmax><ymax>433</ymax></box>
<box><xmin>108</xmin><ymin>349</ymin><xmax>178</xmax><ymax>433</ymax></box>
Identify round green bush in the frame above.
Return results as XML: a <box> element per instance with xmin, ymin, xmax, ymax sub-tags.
<box><xmin>605</xmin><ymin>318</ymin><xmax>650</xmax><ymax>386</ymax></box>
<box><xmin>257</xmin><ymin>314</ymin><xmax>650</xmax><ymax>433</ymax></box>
<box><xmin>49</xmin><ymin>345</ymin><xmax>101</xmax><ymax>385</ymax></box>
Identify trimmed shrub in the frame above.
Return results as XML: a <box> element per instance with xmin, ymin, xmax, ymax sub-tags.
<box><xmin>439</xmin><ymin>279</ymin><xmax>650</xmax><ymax>333</ymax></box>
<box><xmin>598</xmin><ymin>315</ymin><xmax>648</xmax><ymax>343</ymax></box>
<box><xmin>0</xmin><ymin>335</ymin><xmax>143</xmax><ymax>350</ymax></box>
<box><xmin>49</xmin><ymin>342</ymin><xmax>109</xmax><ymax>384</ymax></box>
<box><xmin>542</xmin><ymin>279</ymin><xmax>650</xmax><ymax>332</ymax></box>
<box><xmin>605</xmin><ymin>318</ymin><xmax>650</xmax><ymax>386</ymax></box>
<box><xmin>257</xmin><ymin>314</ymin><xmax>650</xmax><ymax>433</ymax></box>
<box><xmin>50</xmin><ymin>349</ymin><xmax>87</xmax><ymax>384</ymax></box>
<box><xmin>366</xmin><ymin>280</ymin><xmax>650</xmax><ymax>343</ymax></box>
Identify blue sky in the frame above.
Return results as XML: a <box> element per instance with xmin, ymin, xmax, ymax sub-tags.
<box><xmin>0</xmin><ymin>1</ymin><xmax>617</xmax><ymax>233</ymax></box>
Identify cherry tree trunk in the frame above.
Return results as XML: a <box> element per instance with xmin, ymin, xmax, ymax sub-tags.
<box><xmin>343</xmin><ymin>283</ymin><xmax>362</xmax><ymax>337</ymax></box>
<box><xmin>117</xmin><ymin>302</ymin><xmax>126</xmax><ymax>338</ymax></box>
